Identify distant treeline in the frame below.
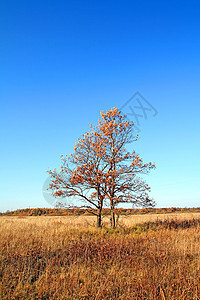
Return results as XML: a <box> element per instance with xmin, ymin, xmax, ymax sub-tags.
<box><xmin>1</xmin><ymin>207</ymin><xmax>200</xmax><ymax>217</ymax></box>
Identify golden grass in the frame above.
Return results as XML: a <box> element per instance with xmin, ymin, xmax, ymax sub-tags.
<box><xmin>1</xmin><ymin>213</ymin><xmax>200</xmax><ymax>299</ymax></box>
<box><xmin>118</xmin><ymin>212</ymin><xmax>200</xmax><ymax>226</ymax></box>
<box><xmin>1</xmin><ymin>211</ymin><xmax>200</xmax><ymax>228</ymax></box>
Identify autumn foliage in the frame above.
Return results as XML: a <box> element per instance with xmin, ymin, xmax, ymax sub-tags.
<box><xmin>2</xmin><ymin>207</ymin><xmax>200</xmax><ymax>217</ymax></box>
<box><xmin>47</xmin><ymin>107</ymin><xmax>156</xmax><ymax>228</ymax></box>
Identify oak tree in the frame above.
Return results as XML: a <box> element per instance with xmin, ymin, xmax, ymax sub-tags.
<box><xmin>47</xmin><ymin>123</ymin><xmax>109</xmax><ymax>227</ymax></box>
<box><xmin>97</xmin><ymin>108</ymin><xmax>156</xmax><ymax>227</ymax></box>
<box><xmin>47</xmin><ymin>107</ymin><xmax>156</xmax><ymax>228</ymax></box>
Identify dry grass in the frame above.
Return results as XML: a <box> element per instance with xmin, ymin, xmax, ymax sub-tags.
<box><xmin>1</xmin><ymin>213</ymin><xmax>200</xmax><ymax>299</ymax></box>
<box><xmin>118</xmin><ymin>212</ymin><xmax>200</xmax><ymax>226</ymax></box>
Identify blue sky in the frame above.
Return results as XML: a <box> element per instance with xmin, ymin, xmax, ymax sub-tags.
<box><xmin>1</xmin><ymin>1</ymin><xmax>200</xmax><ymax>211</ymax></box>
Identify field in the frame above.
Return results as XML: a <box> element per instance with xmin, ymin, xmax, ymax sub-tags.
<box><xmin>1</xmin><ymin>213</ymin><xmax>200</xmax><ymax>299</ymax></box>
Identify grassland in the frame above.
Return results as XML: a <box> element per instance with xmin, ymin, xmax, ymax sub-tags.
<box><xmin>1</xmin><ymin>213</ymin><xmax>200</xmax><ymax>299</ymax></box>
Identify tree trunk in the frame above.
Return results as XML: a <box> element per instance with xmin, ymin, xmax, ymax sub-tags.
<box><xmin>97</xmin><ymin>210</ymin><xmax>102</xmax><ymax>228</ymax></box>
<box><xmin>110</xmin><ymin>209</ymin><xmax>116</xmax><ymax>229</ymax></box>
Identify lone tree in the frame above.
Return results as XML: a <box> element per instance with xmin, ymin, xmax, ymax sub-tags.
<box><xmin>47</xmin><ymin>107</ymin><xmax>156</xmax><ymax>228</ymax></box>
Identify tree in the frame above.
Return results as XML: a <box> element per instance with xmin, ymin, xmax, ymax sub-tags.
<box><xmin>47</xmin><ymin>121</ymin><xmax>110</xmax><ymax>227</ymax></box>
<box><xmin>97</xmin><ymin>108</ymin><xmax>156</xmax><ymax>227</ymax></box>
<box><xmin>47</xmin><ymin>107</ymin><xmax>156</xmax><ymax>228</ymax></box>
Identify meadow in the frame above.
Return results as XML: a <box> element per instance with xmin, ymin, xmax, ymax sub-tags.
<box><xmin>1</xmin><ymin>213</ymin><xmax>200</xmax><ymax>299</ymax></box>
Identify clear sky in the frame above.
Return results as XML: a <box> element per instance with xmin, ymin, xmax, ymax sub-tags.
<box><xmin>1</xmin><ymin>0</ymin><xmax>200</xmax><ymax>212</ymax></box>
